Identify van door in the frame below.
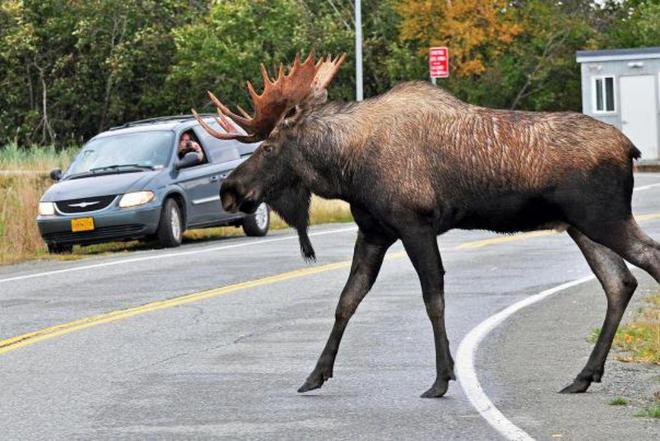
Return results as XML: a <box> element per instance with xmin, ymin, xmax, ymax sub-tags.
<box><xmin>173</xmin><ymin>130</ymin><xmax>224</xmax><ymax>226</ymax></box>
<box><xmin>192</xmin><ymin>126</ymin><xmax>243</xmax><ymax>223</ymax></box>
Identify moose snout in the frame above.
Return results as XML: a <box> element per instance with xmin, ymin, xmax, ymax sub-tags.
<box><xmin>220</xmin><ymin>179</ymin><xmax>261</xmax><ymax>214</ymax></box>
<box><xmin>220</xmin><ymin>180</ymin><xmax>241</xmax><ymax>213</ymax></box>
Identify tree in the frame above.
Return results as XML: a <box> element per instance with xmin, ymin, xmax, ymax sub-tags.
<box><xmin>0</xmin><ymin>0</ymin><xmax>204</xmax><ymax>146</ymax></box>
<box><xmin>601</xmin><ymin>0</ymin><xmax>660</xmax><ymax>48</ymax></box>
<box><xmin>502</xmin><ymin>0</ymin><xmax>597</xmax><ymax>111</ymax></box>
<box><xmin>396</xmin><ymin>0</ymin><xmax>522</xmax><ymax>77</ymax></box>
<box><xmin>166</xmin><ymin>0</ymin><xmax>355</xmax><ymax>115</ymax></box>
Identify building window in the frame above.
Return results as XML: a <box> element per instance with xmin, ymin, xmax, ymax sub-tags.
<box><xmin>593</xmin><ymin>76</ymin><xmax>615</xmax><ymax>112</ymax></box>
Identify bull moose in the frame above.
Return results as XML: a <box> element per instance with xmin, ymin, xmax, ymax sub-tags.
<box><xmin>193</xmin><ymin>52</ymin><xmax>659</xmax><ymax>398</ymax></box>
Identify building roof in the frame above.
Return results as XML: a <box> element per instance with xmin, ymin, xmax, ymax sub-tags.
<box><xmin>576</xmin><ymin>46</ymin><xmax>660</xmax><ymax>63</ymax></box>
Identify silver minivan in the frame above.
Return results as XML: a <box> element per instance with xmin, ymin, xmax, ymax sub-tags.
<box><xmin>37</xmin><ymin>115</ymin><xmax>269</xmax><ymax>253</ymax></box>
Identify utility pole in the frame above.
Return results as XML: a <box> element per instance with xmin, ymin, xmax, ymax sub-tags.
<box><xmin>355</xmin><ymin>0</ymin><xmax>363</xmax><ymax>101</ymax></box>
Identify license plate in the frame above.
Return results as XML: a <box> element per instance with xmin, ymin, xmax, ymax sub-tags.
<box><xmin>71</xmin><ymin>217</ymin><xmax>95</xmax><ymax>232</ymax></box>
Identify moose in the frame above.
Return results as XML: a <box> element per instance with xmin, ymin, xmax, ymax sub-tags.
<box><xmin>193</xmin><ymin>52</ymin><xmax>659</xmax><ymax>398</ymax></box>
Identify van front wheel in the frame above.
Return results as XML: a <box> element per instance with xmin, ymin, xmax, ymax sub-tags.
<box><xmin>157</xmin><ymin>198</ymin><xmax>183</xmax><ymax>248</ymax></box>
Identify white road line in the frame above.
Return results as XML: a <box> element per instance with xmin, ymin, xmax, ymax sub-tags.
<box><xmin>455</xmin><ymin>274</ymin><xmax>596</xmax><ymax>441</ymax></box>
<box><xmin>633</xmin><ymin>182</ymin><xmax>660</xmax><ymax>191</ymax></box>
<box><xmin>0</xmin><ymin>225</ymin><xmax>357</xmax><ymax>285</ymax></box>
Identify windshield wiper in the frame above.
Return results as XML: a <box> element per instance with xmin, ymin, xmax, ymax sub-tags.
<box><xmin>89</xmin><ymin>163</ymin><xmax>155</xmax><ymax>173</ymax></box>
<box><xmin>65</xmin><ymin>163</ymin><xmax>155</xmax><ymax>180</ymax></box>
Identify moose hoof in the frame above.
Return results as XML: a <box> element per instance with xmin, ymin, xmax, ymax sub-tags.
<box><xmin>297</xmin><ymin>370</ymin><xmax>332</xmax><ymax>393</ymax></box>
<box><xmin>559</xmin><ymin>379</ymin><xmax>591</xmax><ymax>394</ymax></box>
<box><xmin>420</xmin><ymin>380</ymin><xmax>449</xmax><ymax>398</ymax></box>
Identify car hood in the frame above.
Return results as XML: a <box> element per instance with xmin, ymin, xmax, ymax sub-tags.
<box><xmin>42</xmin><ymin>170</ymin><xmax>161</xmax><ymax>201</ymax></box>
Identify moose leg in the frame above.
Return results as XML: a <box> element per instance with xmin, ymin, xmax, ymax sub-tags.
<box><xmin>401</xmin><ymin>229</ymin><xmax>454</xmax><ymax>398</ymax></box>
<box><xmin>560</xmin><ymin>227</ymin><xmax>638</xmax><ymax>393</ymax></box>
<box><xmin>298</xmin><ymin>231</ymin><xmax>394</xmax><ymax>393</ymax></box>
<box><xmin>578</xmin><ymin>217</ymin><xmax>660</xmax><ymax>283</ymax></box>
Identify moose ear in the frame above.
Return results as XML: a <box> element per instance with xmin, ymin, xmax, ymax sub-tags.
<box><xmin>281</xmin><ymin>89</ymin><xmax>327</xmax><ymax>128</ymax></box>
<box><xmin>302</xmin><ymin>88</ymin><xmax>328</xmax><ymax>109</ymax></box>
<box><xmin>282</xmin><ymin>106</ymin><xmax>301</xmax><ymax>128</ymax></box>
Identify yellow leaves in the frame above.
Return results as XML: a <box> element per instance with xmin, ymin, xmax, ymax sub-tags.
<box><xmin>396</xmin><ymin>0</ymin><xmax>523</xmax><ymax>77</ymax></box>
<box><xmin>611</xmin><ymin>294</ymin><xmax>660</xmax><ymax>365</ymax></box>
<box><xmin>460</xmin><ymin>59</ymin><xmax>486</xmax><ymax>76</ymax></box>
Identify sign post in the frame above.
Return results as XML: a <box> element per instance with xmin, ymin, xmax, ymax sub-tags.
<box><xmin>355</xmin><ymin>0</ymin><xmax>363</xmax><ymax>101</ymax></box>
<box><xmin>429</xmin><ymin>47</ymin><xmax>449</xmax><ymax>85</ymax></box>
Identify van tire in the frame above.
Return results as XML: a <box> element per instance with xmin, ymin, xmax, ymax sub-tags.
<box><xmin>157</xmin><ymin>198</ymin><xmax>183</xmax><ymax>248</ymax></box>
<box><xmin>242</xmin><ymin>202</ymin><xmax>270</xmax><ymax>237</ymax></box>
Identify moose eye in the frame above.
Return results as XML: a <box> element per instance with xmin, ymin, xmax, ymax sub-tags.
<box><xmin>262</xmin><ymin>144</ymin><xmax>274</xmax><ymax>154</ymax></box>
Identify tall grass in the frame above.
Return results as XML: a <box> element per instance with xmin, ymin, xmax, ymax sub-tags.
<box><xmin>0</xmin><ymin>143</ymin><xmax>78</xmax><ymax>172</ymax></box>
<box><xmin>0</xmin><ymin>144</ymin><xmax>352</xmax><ymax>265</ymax></box>
<box><xmin>0</xmin><ymin>175</ymin><xmax>53</xmax><ymax>264</ymax></box>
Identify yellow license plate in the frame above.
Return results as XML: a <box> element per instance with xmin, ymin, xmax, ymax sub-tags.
<box><xmin>71</xmin><ymin>217</ymin><xmax>95</xmax><ymax>232</ymax></box>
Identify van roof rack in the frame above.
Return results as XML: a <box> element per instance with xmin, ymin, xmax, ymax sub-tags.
<box><xmin>109</xmin><ymin>114</ymin><xmax>216</xmax><ymax>130</ymax></box>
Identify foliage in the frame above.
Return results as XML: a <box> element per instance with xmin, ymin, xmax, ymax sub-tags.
<box><xmin>634</xmin><ymin>404</ymin><xmax>660</xmax><ymax>418</ymax></box>
<box><xmin>590</xmin><ymin>294</ymin><xmax>659</xmax><ymax>365</ymax></box>
<box><xmin>608</xmin><ymin>397</ymin><xmax>628</xmax><ymax>405</ymax></box>
<box><xmin>167</xmin><ymin>0</ymin><xmax>353</xmax><ymax>114</ymax></box>
<box><xmin>0</xmin><ymin>143</ymin><xmax>77</xmax><ymax>171</ymax></box>
<box><xmin>601</xmin><ymin>0</ymin><xmax>660</xmax><ymax>48</ymax></box>
<box><xmin>0</xmin><ymin>0</ymin><xmax>658</xmax><ymax>147</ymax></box>
<box><xmin>0</xmin><ymin>0</ymin><xmax>205</xmax><ymax>146</ymax></box>
<box><xmin>493</xmin><ymin>0</ymin><xmax>597</xmax><ymax>111</ymax></box>
<box><xmin>397</xmin><ymin>0</ymin><xmax>522</xmax><ymax>77</ymax></box>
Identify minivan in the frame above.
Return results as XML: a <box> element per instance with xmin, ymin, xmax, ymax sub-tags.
<box><xmin>36</xmin><ymin>115</ymin><xmax>269</xmax><ymax>253</ymax></box>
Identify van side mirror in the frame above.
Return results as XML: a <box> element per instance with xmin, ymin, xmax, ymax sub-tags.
<box><xmin>50</xmin><ymin>168</ymin><xmax>62</xmax><ymax>181</ymax></box>
<box><xmin>176</xmin><ymin>152</ymin><xmax>200</xmax><ymax>169</ymax></box>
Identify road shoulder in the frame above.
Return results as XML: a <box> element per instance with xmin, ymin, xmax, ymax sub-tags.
<box><xmin>478</xmin><ymin>272</ymin><xmax>658</xmax><ymax>441</ymax></box>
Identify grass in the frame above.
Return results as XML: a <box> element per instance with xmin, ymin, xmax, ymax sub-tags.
<box><xmin>587</xmin><ymin>294</ymin><xmax>660</xmax><ymax>418</ymax></box>
<box><xmin>634</xmin><ymin>405</ymin><xmax>660</xmax><ymax>418</ymax></box>
<box><xmin>589</xmin><ymin>294</ymin><xmax>660</xmax><ymax>365</ymax></box>
<box><xmin>608</xmin><ymin>397</ymin><xmax>628</xmax><ymax>406</ymax></box>
<box><xmin>0</xmin><ymin>143</ymin><xmax>77</xmax><ymax>172</ymax></box>
<box><xmin>0</xmin><ymin>174</ymin><xmax>53</xmax><ymax>264</ymax></box>
<box><xmin>0</xmin><ymin>145</ymin><xmax>352</xmax><ymax>265</ymax></box>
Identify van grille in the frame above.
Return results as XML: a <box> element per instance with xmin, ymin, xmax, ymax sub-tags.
<box><xmin>43</xmin><ymin>224</ymin><xmax>145</xmax><ymax>244</ymax></box>
<box><xmin>56</xmin><ymin>195</ymin><xmax>117</xmax><ymax>213</ymax></box>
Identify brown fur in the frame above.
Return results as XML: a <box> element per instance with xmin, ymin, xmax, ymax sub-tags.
<box><xmin>218</xmin><ymin>80</ymin><xmax>657</xmax><ymax>398</ymax></box>
<box><xmin>300</xmin><ymin>82</ymin><xmax>636</xmax><ymax>209</ymax></box>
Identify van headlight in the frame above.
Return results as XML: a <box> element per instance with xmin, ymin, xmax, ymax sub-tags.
<box><xmin>38</xmin><ymin>202</ymin><xmax>56</xmax><ymax>216</ymax></box>
<box><xmin>119</xmin><ymin>191</ymin><xmax>155</xmax><ymax>208</ymax></box>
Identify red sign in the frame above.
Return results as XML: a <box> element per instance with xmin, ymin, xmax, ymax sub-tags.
<box><xmin>429</xmin><ymin>47</ymin><xmax>449</xmax><ymax>78</ymax></box>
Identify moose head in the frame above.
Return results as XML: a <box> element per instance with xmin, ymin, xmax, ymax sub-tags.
<box><xmin>193</xmin><ymin>52</ymin><xmax>346</xmax><ymax>260</ymax></box>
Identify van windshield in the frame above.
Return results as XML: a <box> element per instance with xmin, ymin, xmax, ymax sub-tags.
<box><xmin>67</xmin><ymin>131</ymin><xmax>174</xmax><ymax>176</ymax></box>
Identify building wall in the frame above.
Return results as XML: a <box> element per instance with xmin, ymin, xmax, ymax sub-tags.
<box><xmin>580</xmin><ymin>57</ymin><xmax>660</xmax><ymax>159</ymax></box>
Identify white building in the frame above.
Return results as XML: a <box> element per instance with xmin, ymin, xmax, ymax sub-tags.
<box><xmin>576</xmin><ymin>47</ymin><xmax>660</xmax><ymax>161</ymax></box>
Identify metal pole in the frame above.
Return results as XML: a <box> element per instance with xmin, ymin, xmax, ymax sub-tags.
<box><xmin>355</xmin><ymin>0</ymin><xmax>363</xmax><ymax>101</ymax></box>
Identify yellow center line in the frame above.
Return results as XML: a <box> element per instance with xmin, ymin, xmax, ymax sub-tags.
<box><xmin>1</xmin><ymin>212</ymin><xmax>659</xmax><ymax>356</ymax></box>
<box><xmin>456</xmin><ymin>230</ymin><xmax>556</xmax><ymax>249</ymax></box>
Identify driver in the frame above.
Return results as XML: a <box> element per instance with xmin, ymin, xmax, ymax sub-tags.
<box><xmin>178</xmin><ymin>131</ymin><xmax>204</xmax><ymax>162</ymax></box>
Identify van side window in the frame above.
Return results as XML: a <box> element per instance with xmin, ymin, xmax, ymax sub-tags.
<box><xmin>178</xmin><ymin>130</ymin><xmax>208</xmax><ymax>165</ymax></box>
<box><xmin>193</xmin><ymin>124</ymin><xmax>241</xmax><ymax>164</ymax></box>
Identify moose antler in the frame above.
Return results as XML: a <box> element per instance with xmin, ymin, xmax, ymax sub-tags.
<box><xmin>192</xmin><ymin>51</ymin><xmax>346</xmax><ymax>143</ymax></box>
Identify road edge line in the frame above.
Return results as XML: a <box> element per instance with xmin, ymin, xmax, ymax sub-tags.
<box><xmin>455</xmin><ymin>274</ymin><xmax>596</xmax><ymax>441</ymax></box>
<box><xmin>0</xmin><ymin>225</ymin><xmax>357</xmax><ymax>284</ymax></box>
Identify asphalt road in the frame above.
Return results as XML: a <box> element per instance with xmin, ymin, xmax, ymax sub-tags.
<box><xmin>1</xmin><ymin>174</ymin><xmax>659</xmax><ymax>441</ymax></box>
